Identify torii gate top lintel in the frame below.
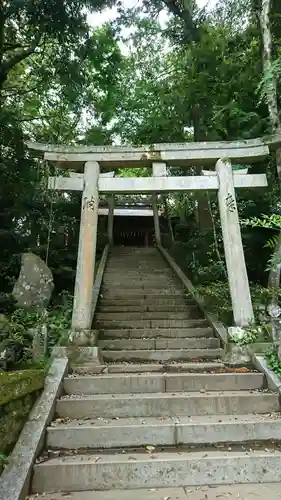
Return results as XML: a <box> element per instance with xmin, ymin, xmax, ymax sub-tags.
<box><xmin>26</xmin><ymin>134</ymin><xmax>281</xmax><ymax>168</ymax></box>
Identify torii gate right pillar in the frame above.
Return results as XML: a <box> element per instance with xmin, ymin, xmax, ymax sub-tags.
<box><xmin>216</xmin><ymin>158</ymin><xmax>254</xmax><ymax>327</ymax></box>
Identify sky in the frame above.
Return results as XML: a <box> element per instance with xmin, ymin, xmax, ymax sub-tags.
<box><xmin>88</xmin><ymin>0</ymin><xmax>216</xmax><ymax>28</ymax></box>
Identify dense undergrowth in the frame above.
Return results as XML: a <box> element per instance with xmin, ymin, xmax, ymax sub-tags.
<box><xmin>168</xmin><ymin>225</ymin><xmax>281</xmax><ymax>376</ymax></box>
<box><xmin>0</xmin><ymin>291</ymin><xmax>72</xmax><ymax>372</ymax></box>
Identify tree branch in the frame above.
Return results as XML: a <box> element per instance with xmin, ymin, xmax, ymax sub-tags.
<box><xmin>3</xmin><ymin>42</ymin><xmax>32</xmax><ymax>53</ymax></box>
<box><xmin>0</xmin><ymin>35</ymin><xmax>41</xmax><ymax>88</ymax></box>
<box><xmin>2</xmin><ymin>85</ymin><xmax>39</xmax><ymax>95</ymax></box>
<box><xmin>0</xmin><ymin>3</ymin><xmax>5</xmax><ymax>67</ymax></box>
<box><xmin>161</xmin><ymin>0</ymin><xmax>197</xmax><ymax>41</ymax></box>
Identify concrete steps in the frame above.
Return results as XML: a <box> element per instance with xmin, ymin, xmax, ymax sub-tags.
<box><xmin>56</xmin><ymin>391</ymin><xmax>279</xmax><ymax>419</ymax></box>
<box><xmin>64</xmin><ymin>372</ymin><xmax>265</xmax><ymax>394</ymax></box>
<box><xmin>97</xmin><ymin>246</ymin><xmax>224</xmax><ymax>365</ymax></box>
<box><xmin>96</xmin><ymin>319</ymin><xmax>208</xmax><ymax>329</ymax></box>
<box><xmin>101</xmin><ymin>328</ymin><xmax>214</xmax><ymax>338</ymax></box>
<box><xmin>32</xmin><ymin>449</ymin><xmax>281</xmax><ymax>493</ymax></box>
<box><xmin>98</xmin><ymin>301</ymin><xmax>198</xmax><ymax>313</ymax></box>
<box><xmin>101</xmin><ymin>348</ymin><xmax>224</xmax><ymax>362</ymax></box>
<box><xmin>101</xmin><ymin>289</ymin><xmax>185</xmax><ymax>296</ymax></box>
<box><xmin>100</xmin><ymin>297</ymin><xmax>191</xmax><ymax>306</ymax></box>
<box><xmin>29</xmin><ymin>247</ymin><xmax>281</xmax><ymax>496</ymax></box>
<box><xmin>25</xmin><ymin>484</ymin><xmax>281</xmax><ymax>500</ymax></box>
<box><xmin>101</xmin><ymin>281</ymin><xmax>180</xmax><ymax>288</ymax></box>
<box><xmin>71</xmin><ymin>361</ymin><xmax>226</xmax><ymax>374</ymax></box>
<box><xmin>96</xmin><ymin>311</ymin><xmax>201</xmax><ymax>320</ymax></box>
<box><xmin>99</xmin><ymin>338</ymin><xmax>220</xmax><ymax>350</ymax></box>
<box><xmin>46</xmin><ymin>414</ymin><xmax>281</xmax><ymax>450</ymax></box>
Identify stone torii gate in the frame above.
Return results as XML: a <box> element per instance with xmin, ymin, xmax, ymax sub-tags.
<box><xmin>27</xmin><ymin>137</ymin><xmax>276</xmax><ymax>332</ymax></box>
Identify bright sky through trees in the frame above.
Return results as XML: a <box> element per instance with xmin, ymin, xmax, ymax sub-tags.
<box><xmin>88</xmin><ymin>0</ymin><xmax>215</xmax><ymax>28</ymax></box>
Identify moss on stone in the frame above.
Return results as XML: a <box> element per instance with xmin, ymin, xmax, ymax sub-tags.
<box><xmin>0</xmin><ymin>392</ymin><xmax>37</xmax><ymax>453</ymax></box>
<box><xmin>0</xmin><ymin>369</ymin><xmax>44</xmax><ymax>406</ymax></box>
<box><xmin>0</xmin><ymin>369</ymin><xmax>44</xmax><ymax>457</ymax></box>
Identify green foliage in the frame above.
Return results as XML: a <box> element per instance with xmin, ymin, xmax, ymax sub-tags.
<box><xmin>195</xmin><ymin>280</ymin><xmax>279</xmax><ymax>326</ymax></box>
<box><xmin>258</xmin><ymin>57</ymin><xmax>281</xmax><ymax>106</ymax></box>
<box><xmin>266</xmin><ymin>345</ymin><xmax>281</xmax><ymax>377</ymax></box>
<box><xmin>0</xmin><ymin>0</ymin><xmax>115</xmax><ymax>90</ymax></box>
<box><xmin>233</xmin><ymin>327</ymin><xmax>259</xmax><ymax>346</ymax></box>
<box><xmin>0</xmin><ymin>453</ymin><xmax>9</xmax><ymax>474</ymax></box>
<box><xmin>196</xmin><ymin>281</ymin><xmax>233</xmax><ymax>324</ymax></box>
<box><xmin>242</xmin><ymin>214</ymin><xmax>281</xmax><ymax>270</ymax></box>
<box><xmin>47</xmin><ymin>292</ymin><xmax>73</xmax><ymax>348</ymax></box>
<box><xmin>242</xmin><ymin>214</ymin><xmax>281</xmax><ymax>229</ymax></box>
<box><xmin>0</xmin><ymin>291</ymin><xmax>72</xmax><ymax>370</ymax></box>
<box><xmin>232</xmin><ymin>322</ymin><xmax>272</xmax><ymax>345</ymax></box>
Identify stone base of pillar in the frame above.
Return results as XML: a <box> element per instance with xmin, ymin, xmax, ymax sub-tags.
<box><xmin>52</xmin><ymin>345</ymin><xmax>103</xmax><ymax>365</ymax></box>
<box><xmin>68</xmin><ymin>329</ymin><xmax>99</xmax><ymax>347</ymax></box>
<box><xmin>223</xmin><ymin>343</ymin><xmax>252</xmax><ymax>368</ymax></box>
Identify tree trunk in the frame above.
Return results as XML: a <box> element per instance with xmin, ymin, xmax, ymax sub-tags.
<box><xmin>260</xmin><ymin>0</ymin><xmax>280</xmax><ymax>131</ymax></box>
<box><xmin>192</xmin><ymin>105</ymin><xmax>213</xmax><ymax>230</ymax></box>
<box><xmin>259</xmin><ymin>0</ymin><xmax>281</xmax><ymax>302</ymax></box>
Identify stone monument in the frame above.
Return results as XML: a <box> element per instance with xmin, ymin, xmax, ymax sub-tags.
<box><xmin>13</xmin><ymin>252</ymin><xmax>54</xmax><ymax>360</ymax></box>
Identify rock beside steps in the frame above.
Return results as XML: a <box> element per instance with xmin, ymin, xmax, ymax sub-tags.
<box><xmin>29</xmin><ymin>247</ymin><xmax>281</xmax><ymax>496</ymax></box>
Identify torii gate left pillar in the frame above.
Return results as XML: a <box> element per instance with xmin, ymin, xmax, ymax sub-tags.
<box><xmin>72</xmin><ymin>161</ymin><xmax>100</xmax><ymax>330</ymax></box>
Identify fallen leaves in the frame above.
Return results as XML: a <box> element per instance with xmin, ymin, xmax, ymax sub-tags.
<box><xmin>146</xmin><ymin>445</ymin><xmax>156</xmax><ymax>452</ymax></box>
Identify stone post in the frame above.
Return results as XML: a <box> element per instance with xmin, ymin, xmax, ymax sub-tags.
<box><xmin>152</xmin><ymin>193</ymin><xmax>161</xmax><ymax>246</ymax></box>
<box><xmin>107</xmin><ymin>194</ymin><xmax>114</xmax><ymax>245</ymax></box>
<box><xmin>152</xmin><ymin>162</ymin><xmax>167</xmax><ymax>246</ymax></box>
<box><xmin>216</xmin><ymin>158</ymin><xmax>254</xmax><ymax>327</ymax></box>
<box><xmin>71</xmin><ymin>161</ymin><xmax>100</xmax><ymax>330</ymax></box>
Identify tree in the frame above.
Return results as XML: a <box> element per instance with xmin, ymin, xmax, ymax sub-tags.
<box><xmin>256</xmin><ymin>0</ymin><xmax>281</xmax><ymax>300</ymax></box>
<box><xmin>0</xmin><ymin>11</ymin><xmax>123</xmax><ymax>300</ymax></box>
<box><xmin>0</xmin><ymin>0</ymin><xmax>115</xmax><ymax>92</ymax></box>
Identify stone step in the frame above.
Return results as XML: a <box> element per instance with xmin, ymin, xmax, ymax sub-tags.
<box><xmin>102</xmin><ymin>283</ymin><xmax>179</xmax><ymax>289</ymax></box>
<box><xmin>105</xmin><ymin>268</ymin><xmax>170</xmax><ymax>273</ymax></box>
<box><xmin>102</xmin><ymin>348</ymin><xmax>223</xmax><ymax>363</ymax></box>
<box><xmin>103</xmin><ymin>271</ymin><xmax>176</xmax><ymax>276</ymax></box>
<box><xmin>25</xmin><ymin>484</ymin><xmax>281</xmax><ymax>500</ymax></box>
<box><xmin>96</xmin><ymin>319</ymin><xmax>208</xmax><ymax>329</ymax></box>
<box><xmin>99</xmin><ymin>297</ymin><xmax>191</xmax><ymax>306</ymax></box>
<box><xmin>99</xmin><ymin>338</ymin><xmax>220</xmax><ymax>351</ymax></box>
<box><xmin>46</xmin><ymin>413</ymin><xmax>281</xmax><ymax>450</ymax></box>
<box><xmin>97</xmin><ymin>305</ymin><xmax>197</xmax><ymax>313</ymax></box>
<box><xmin>103</xmin><ymin>274</ymin><xmax>177</xmax><ymax>278</ymax></box>
<box><xmin>105</xmin><ymin>262</ymin><xmax>168</xmax><ymax>267</ymax></box>
<box><xmin>71</xmin><ymin>361</ymin><xmax>225</xmax><ymax>374</ymax></box>
<box><xmin>108</xmin><ymin>253</ymin><xmax>163</xmax><ymax>256</ymax></box>
<box><xmin>56</xmin><ymin>391</ymin><xmax>279</xmax><ymax>419</ymax></box>
<box><xmin>111</xmin><ymin>248</ymin><xmax>158</xmax><ymax>251</ymax></box>
<box><xmin>101</xmin><ymin>289</ymin><xmax>185</xmax><ymax>296</ymax></box>
<box><xmin>32</xmin><ymin>449</ymin><xmax>281</xmax><ymax>493</ymax></box>
<box><xmin>96</xmin><ymin>312</ymin><xmax>201</xmax><ymax>321</ymax></box>
<box><xmin>64</xmin><ymin>372</ymin><xmax>264</xmax><ymax>395</ymax></box>
<box><xmin>101</xmin><ymin>328</ymin><xmax>214</xmax><ymax>338</ymax></box>
<box><xmin>107</xmin><ymin>254</ymin><xmax>163</xmax><ymax>257</ymax></box>
<box><xmin>103</xmin><ymin>274</ymin><xmax>176</xmax><ymax>278</ymax></box>
<box><xmin>104</xmin><ymin>271</ymin><xmax>172</xmax><ymax>275</ymax></box>
<box><xmin>104</xmin><ymin>275</ymin><xmax>176</xmax><ymax>280</ymax></box>
<box><xmin>101</xmin><ymin>290</ymin><xmax>186</xmax><ymax>297</ymax></box>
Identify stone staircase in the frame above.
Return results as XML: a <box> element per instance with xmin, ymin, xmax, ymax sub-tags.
<box><xmin>96</xmin><ymin>247</ymin><xmax>223</xmax><ymax>363</ymax></box>
<box><xmin>29</xmin><ymin>247</ymin><xmax>281</xmax><ymax>498</ymax></box>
